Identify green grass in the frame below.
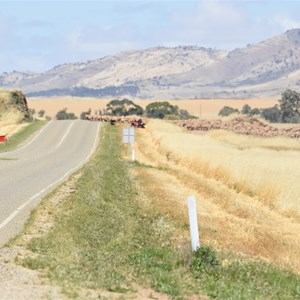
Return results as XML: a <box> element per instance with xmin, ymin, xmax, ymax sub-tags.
<box><xmin>17</xmin><ymin>125</ymin><xmax>300</xmax><ymax>299</ymax></box>
<box><xmin>0</xmin><ymin>120</ymin><xmax>46</xmax><ymax>152</ymax></box>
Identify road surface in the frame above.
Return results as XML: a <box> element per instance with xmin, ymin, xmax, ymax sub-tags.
<box><xmin>0</xmin><ymin>120</ymin><xmax>100</xmax><ymax>246</ymax></box>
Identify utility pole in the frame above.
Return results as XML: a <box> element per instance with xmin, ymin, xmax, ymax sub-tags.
<box><xmin>199</xmin><ymin>103</ymin><xmax>202</xmax><ymax>119</ymax></box>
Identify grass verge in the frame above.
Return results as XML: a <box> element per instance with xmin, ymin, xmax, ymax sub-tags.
<box><xmin>0</xmin><ymin>120</ymin><xmax>46</xmax><ymax>152</ymax></box>
<box><xmin>14</xmin><ymin>124</ymin><xmax>300</xmax><ymax>299</ymax></box>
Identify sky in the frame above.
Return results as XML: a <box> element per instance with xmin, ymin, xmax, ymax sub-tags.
<box><xmin>1</xmin><ymin>0</ymin><xmax>300</xmax><ymax>74</ymax></box>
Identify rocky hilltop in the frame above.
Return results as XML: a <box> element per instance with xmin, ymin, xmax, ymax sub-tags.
<box><xmin>1</xmin><ymin>29</ymin><xmax>300</xmax><ymax>99</ymax></box>
<box><xmin>0</xmin><ymin>89</ymin><xmax>31</xmax><ymax>122</ymax></box>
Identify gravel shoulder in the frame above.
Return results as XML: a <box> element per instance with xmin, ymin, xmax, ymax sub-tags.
<box><xmin>0</xmin><ymin>173</ymin><xmax>80</xmax><ymax>299</ymax></box>
<box><xmin>0</xmin><ymin>246</ymin><xmax>62</xmax><ymax>300</ymax></box>
<box><xmin>0</xmin><ymin>172</ymin><xmax>171</xmax><ymax>299</ymax></box>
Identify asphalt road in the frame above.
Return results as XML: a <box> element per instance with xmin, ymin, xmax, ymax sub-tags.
<box><xmin>0</xmin><ymin>120</ymin><xmax>100</xmax><ymax>246</ymax></box>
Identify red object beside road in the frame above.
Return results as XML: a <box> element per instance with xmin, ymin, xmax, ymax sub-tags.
<box><xmin>0</xmin><ymin>135</ymin><xmax>7</xmax><ymax>142</ymax></box>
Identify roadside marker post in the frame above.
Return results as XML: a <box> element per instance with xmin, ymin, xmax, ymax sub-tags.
<box><xmin>122</xmin><ymin>126</ymin><xmax>135</xmax><ymax>159</ymax></box>
<box><xmin>187</xmin><ymin>195</ymin><xmax>200</xmax><ymax>252</ymax></box>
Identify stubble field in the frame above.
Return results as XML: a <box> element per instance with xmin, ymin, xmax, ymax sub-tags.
<box><xmin>132</xmin><ymin>119</ymin><xmax>300</xmax><ymax>274</ymax></box>
<box><xmin>27</xmin><ymin>97</ymin><xmax>278</xmax><ymax>119</ymax></box>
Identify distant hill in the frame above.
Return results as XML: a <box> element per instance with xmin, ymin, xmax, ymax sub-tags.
<box><xmin>2</xmin><ymin>29</ymin><xmax>300</xmax><ymax>99</ymax></box>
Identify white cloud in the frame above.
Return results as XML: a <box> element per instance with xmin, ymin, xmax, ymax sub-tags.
<box><xmin>159</xmin><ymin>0</ymin><xmax>300</xmax><ymax>50</ymax></box>
<box><xmin>160</xmin><ymin>1</ymin><xmax>251</xmax><ymax>49</ymax></box>
<box><xmin>65</xmin><ymin>25</ymin><xmax>141</xmax><ymax>56</ymax></box>
<box><xmin>274</xmin><ymin>14</ymin><xmax>300</xmax><ymax>31</ymax></box>
<box><xmin>2</xmin><ymin>0</ymin><xmax>300</xmax><ymax>73</ymax></box>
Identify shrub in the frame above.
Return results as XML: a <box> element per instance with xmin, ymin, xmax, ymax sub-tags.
<box><xmin>191</xmin><ymin>246</ymin><xmax>219</xmax><ymax>276</ymax></box>
<box><xmin>38</xmin><ymin>109</ymin><xmax>45</xmax><ymax>118</ymax></box>
<box><xmin>218</xmin><ymin>106</ymin><xmax>239</xmax><ymax>117</ymax></box>
<box><xmin>249</xmin><ymin>108</ymin><xmax>261</xmax><ymax>116</ymax></box>
<box><xmin>241</xmin><ymin>104</ymin><xmax>252</xmax><ymax>115</ymax></box>
<box><xmin>261</xmin><ymin>105</ymin><xmax>281</xmax><ymax>123</ymax></box>
<box><xmin>56</xmin><ymin>108</ymin><xmax>77</xmax><ymax>120</ymax></box>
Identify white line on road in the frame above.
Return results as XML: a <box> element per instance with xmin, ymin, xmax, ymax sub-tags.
<box><xmin>0</xmin><ymin>122</ymin><xmax>101</xmax><ymax>231</ymax></box>
<box><xmin>55</xmin><ymin>122</ymin><xmax>74</xmax><ymax>149</ymax></box>
<box><xmin>6</xmin><ymin>121</ymin><xmax>53</xmax><ymax>154</ymax></box>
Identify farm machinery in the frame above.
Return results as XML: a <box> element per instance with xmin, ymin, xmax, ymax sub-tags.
<box><xmin>131</xmin><ymin>118</ymin><xmax>146</xmax><ymax>128</ymax></box>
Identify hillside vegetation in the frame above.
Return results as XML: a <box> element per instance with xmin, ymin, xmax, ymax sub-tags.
<box><xmin>2</xmin><ymin>29</ymin><xmax>300</xmax><ymax>98</ymax></box>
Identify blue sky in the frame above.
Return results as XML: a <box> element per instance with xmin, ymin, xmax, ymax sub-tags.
<box><xmin>1</xmin><ymin>0</ymin><xmax>300</xmax><ymax>73</ymax></box>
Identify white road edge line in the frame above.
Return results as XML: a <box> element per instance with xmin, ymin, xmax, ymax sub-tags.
<box><xmin>7</xmin><ymin>121</ymin><xmax>53</xmax><ymax>154</ymax></box>
<box><xmin>55</xmin><ymin>122</ymin><xmax>74</xmax><ymax>149</ymax></box>
<box><xmin>0</xmin><ymin>122</ymin><xmax>101</xmax><ymax>230</ymax></box>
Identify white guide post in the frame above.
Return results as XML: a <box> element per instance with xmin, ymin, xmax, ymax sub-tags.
<box><xmin>132</xmin><ymin>149</ymin><xmax>135</xmax><ymax>161</ymax></box>
<box><xmin>122</xmin><ymin>127</ymin><xmax>135</xmax><ymax>156</ymax></box>
<box><xmin>187</xmin><ymin>195</ymin><xmax>200</xmax><ymax>252</ymax></box>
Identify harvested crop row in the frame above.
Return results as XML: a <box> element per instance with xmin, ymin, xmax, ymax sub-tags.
<box><xmin>171</xmin><ymin>116</ymin><xmax>300</xmax><ymax>138</ymax></box>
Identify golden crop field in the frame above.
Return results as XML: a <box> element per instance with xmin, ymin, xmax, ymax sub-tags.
<box><xmin>27</xmin><ymin>97</ymin><xmax>279</xmax><ymax>119</ymax></box>
<box><xmin>132</xmin><ymin>119</ymin><xmax>300</xmax><ymax>274</ymax></box>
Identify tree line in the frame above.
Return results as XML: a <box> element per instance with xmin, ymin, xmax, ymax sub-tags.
<box><xmin>75</xmin><ymin>99</ymin><xmax>197</xmax><ymax>120</ymax></box>
<box><xmin>218</xmin><ymin>89</ymin><xmax>300</xmax><ymax>123</ymax></box>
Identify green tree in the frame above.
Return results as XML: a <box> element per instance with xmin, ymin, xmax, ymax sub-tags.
<box><xmin>106</xmin><ymin>99</ymin><xmax>143</xmax><ymax>116</ymax></box>
<box><xmin>38</xmin><ymin>109</ymin><xmax>45</xmax><ymax>118</ymax></box>
<box><xmin>56</xmin><ymin>108</ymin><xmax>69</xmax><ymax>120</ymax></box>
<box><xmin>80</xmin><ymin>108</ymin><xmax>92</xmax><ymax>120</ymax></box>
<box><xmin>145</xmin><ymin>101</ymin><xmax>179</xmax><ymax>119</ymax></box>
<box><xmin>56</xmin><ymin>108</ymin><xmax>77</xmax><ymax>120</ymax></box>
<box><xmin>67</xmin><ymin>112</ymin><xmax>77</xmax><ymax>120</ymax></box>
<box><xmin>241</xmin><ymin>104</ymin><xmax>252</xmax><ymax>115</ymax></box>
<box><xmin>179</xmin><ymin>109</ymin><xmax>197</xmax><ymax>120</ymax></box>
<box><xmin>260</xmin><ymin>105</ymin><xmax>281</xmax><ymax>123</ymax></box>
<box><xmin>249</xmin><ymin>108</ymin><xmax>261</xmax><ymax>116</ymax></box>
<box><xmin>279</xmin><ymin>89</ymin><xmax>300</xmax><ymax>123</ymax></box>
<box><xmin>218</xmin><ymin>106</ymin><xmax>239</xmax><ymax>117</ymax></box>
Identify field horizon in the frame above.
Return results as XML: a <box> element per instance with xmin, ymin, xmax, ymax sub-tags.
<box><xmin>27</xmin><ymin>97</ymin><xmax>279</xmax><ymax>119</ymax></box>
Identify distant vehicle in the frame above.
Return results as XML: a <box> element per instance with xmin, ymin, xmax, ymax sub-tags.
<box><xmin>131</xmin><ymin>118</ymin><xmax>145</xmax><ymax>128</ymax></box>
<box><xmin>0</xmin><ymin>134</ymin><xmax>7</xmax><ymax>143</ymax></box>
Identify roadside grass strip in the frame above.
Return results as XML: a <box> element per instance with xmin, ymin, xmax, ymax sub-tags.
<box><xmin>16</xmin><ymin>125</ymin><xmax>300</xmax><ymax>299</ymax></box>
<box><xmin>0</xmin><ymin>120</ymin><xmax>46</xmax><ymax>152</ymax></box>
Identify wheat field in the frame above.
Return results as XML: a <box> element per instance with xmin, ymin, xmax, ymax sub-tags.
<box><xmin>132</xmin><ymin>119</ymin><xmax>300</xmax><ymax>274</ymax></box>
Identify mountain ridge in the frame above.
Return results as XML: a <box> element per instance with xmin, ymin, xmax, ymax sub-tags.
<box><xmin>1</xmin><ymin>29</ymin><xmax>300</xmax><ymax>99</ymax></box>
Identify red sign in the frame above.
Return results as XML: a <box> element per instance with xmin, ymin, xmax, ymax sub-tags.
<box><xmin>0</xmin><ymin>135</ymin><xmax>7</xmax><ymax>142</ymax></box>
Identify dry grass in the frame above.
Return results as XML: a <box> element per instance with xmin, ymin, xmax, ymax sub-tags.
<box><xmin>27</xmin><ymin>97</ymin><xmax>278</xmax><ymax>119</ymax></box>
<box><xmin>131</xmin><ymin>119</ymin><xmax>300</xmax><ymax>274</ymax></box>
<box><xmin>0</xmin><ymin>111</ymin><xmax>28</xmax><ymax>136</ymax></box>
